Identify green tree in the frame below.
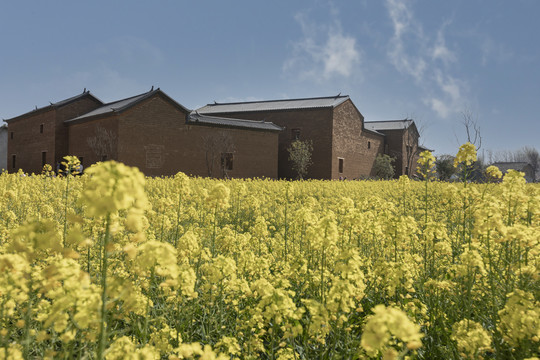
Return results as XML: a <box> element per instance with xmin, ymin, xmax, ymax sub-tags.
<box><xmin>374</xmin><ymin>154</ymin><xmax>395</xmax><ymax>180</ymax></box>
<box><xmin>287</xmin><ymin>140</ymin><xmax>313</xmax><ymax>180</ymax></box>
<box><xmin>435</xmin><ymin>155</ymin><xmax>456</xmax><ymax>181</ymax></box>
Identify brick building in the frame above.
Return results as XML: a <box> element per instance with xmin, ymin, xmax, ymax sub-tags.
<box><xmin>197</xmin><ymin>96</ymin><xmax>386</xmax><ymax>179</ymax></box>
<box><xmin>0</xmin><ymin>123</ymin><xmax>7</xmax><ymax>171</ymax></box>
<box><xmin>5</xmin><ymin>90</ymin><xmax>425</xmax><ymax>179</ymax></box>
<box><xmin>5</xmin><ymin>91</ymin><xmax>103</xmax><ymax>174</ymax></box>
<box><xmin>364</xmin><ymin>119</ymin><xmax>422</xmax><ymax>177</ymax></box>
<box><xmin>491</xmin><ymin>162</ymin><xmax>536</xmax><ymax>183</ymax></box>
<box><xmin>6</xmin><ymin>89</ymin><xmax>281</xmax><ymax>178</ymax></box>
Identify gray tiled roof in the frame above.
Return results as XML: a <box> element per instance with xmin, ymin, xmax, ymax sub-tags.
<box><xmin>197</xmin><ymin>95</ymin><xmax>349</xmax><ymax>114</ymax></box>
<box><xmin>5</xmin><ymin>90</ymin><xmax>102</xmax><ymax>122</ymax></box>
<box><xmin>364</xmin><ymin>119</ymin><xmax>414</xmax><ymax>131</ymax></box>
<box><xmin>188</xmin><ymin>112</ymin><xmax>282</xmax><ymax>132</ymax></box>
<box><xmin>66</xmin><ymin>92</ymin><xmax>151</xmax><ymax>122</ymax></box>
<box><xmin>65</xmin><ymin>88</ymin><xmax>190</xmax><ymax>123</ymax></box>
<box><xmin>491</xmin><ymin>162</ymin><xmax>531</xmax><ymax>172</ymax></box>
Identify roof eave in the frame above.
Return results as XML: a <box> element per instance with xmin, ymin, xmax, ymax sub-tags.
<box><xmin>187</xmin><ymin>120</ymin><xmax>282</xmax><ymax>132</ymax></box>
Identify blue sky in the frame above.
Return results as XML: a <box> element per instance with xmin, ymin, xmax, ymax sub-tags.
<box><xmin>1</xmin><ymin>0</ymin><xmax>538</xmax><ymax>156</ymax></box>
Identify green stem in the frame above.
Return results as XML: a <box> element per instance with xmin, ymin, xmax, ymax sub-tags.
<box><xmin>97</xmin><ymin>213</ymin><xmax>111</xmax><ymax>360</ymax></box>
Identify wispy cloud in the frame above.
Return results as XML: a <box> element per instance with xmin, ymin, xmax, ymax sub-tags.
<box><xmin>432</xmin><ymin>23</ymin><xmax>457</xmax><ymax>65</ymax></box>
<box><xmin>385</xmin><ymin>0</ymin><xmax>465</xmax><ymax>119</ymax></box>
<box><xmin>386</xmin><ymin>0</ymin><xmax>426</xmax><ymax>82</ymax></box>
<box><xmin>283</xmin><ymin>11</ymin><xmax>361</xmax><ymax>81</ymax></box>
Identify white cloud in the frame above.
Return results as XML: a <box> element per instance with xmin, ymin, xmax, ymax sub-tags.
<box><xmin>435</xmin><ymin>71</ymin><xmax>460</xmax><ymax>102</ymax></box>
<box><xmin>385</xmin><ymin>0</ymin><xmax>426</xmax><ymax>82</ymax></box>
<box><xmin>427</xmin><ymin>97</ymin><xmax>450</xmax><ymax>118</ymax></box>
<box><xmin>432</xmin><ymin>25</ymin><xmax>457</xmax><ymax>65</ymax></box>
<box><xmin>284</xmin><ymin>12</ymin><xmax>361</xmax><ymax>80</ymax></box>
<box><xmin>385</xmin><ymin>0</ymin><xmax>466</xmax><ymax>119</ymax></box>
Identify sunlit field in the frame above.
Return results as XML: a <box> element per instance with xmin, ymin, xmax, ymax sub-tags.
<box><xmin>0</xmin><ymin>147</ymin><xmax>538</xmax><ymax>359</ymax></box>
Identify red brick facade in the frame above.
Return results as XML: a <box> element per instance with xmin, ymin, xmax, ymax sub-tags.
<box><xmin>331</xmin><ymin>100</ymin><xmax>384</xmax><ymax>179</ymax></box>
<box><xmin>6</xmin><ymin>93</ymin><xmax>102</xmax><ymax>174</ymax></box>
<box><xmin>6</xmin><ymin>90</ymin><xmax>423</xmax><ymax>180</ymax></box>
<box><xmin>66</xmin><ymin>92</ymin><xmax>279</xmax><ymax>178</ymax></box>
<box><xmin>198</xmin><ymin>98</ymin><xmax>386</xmax><ymax>179</ymax></box>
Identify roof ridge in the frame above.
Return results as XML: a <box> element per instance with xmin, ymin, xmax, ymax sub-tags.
<box><xmin>101</xmin><ymin>89</ymin><xmax>157</xmax><ymax>108</ymax></box>
<box><xmin>208</xmin><ymin>94</ymin><xmax>349</xmax><ymax>106</ymax></box>
<box><xmin>5</xmin><ymin>90</ymin><xmax>102</xmax><ymax>122</ymax></box>
<box><xmin>365</xmin><ymin>119</ymin><xmax>412</xmax><ymax>123</ymax></box>
<box><xmin>192</xmin><ymin>111</ymin><xmax>273</xmax><ymax>124</ymax></box>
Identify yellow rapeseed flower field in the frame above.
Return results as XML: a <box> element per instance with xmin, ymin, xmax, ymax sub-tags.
<box><xmin>0</xmin><ymin>145</ymin><xmax>538</xmax><ymax>359</ymax></box>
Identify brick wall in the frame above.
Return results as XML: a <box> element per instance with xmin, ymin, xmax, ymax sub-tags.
<box><xmin>54</xmin><ymin>97</ymin><xmax>103</xmax><ymax>165</ymax></box>
<box><xmin>68</xmin><ymin>117</ymin><xmax>119</xmax><ymax>169</ymax></box>
<box><xmin>207</xmin><ymin>108</ymin><xmax>334</xmax><ymax>179</ymax></box>
<box><xmin>68</xmin><ymin>94</ymin><xmax>279</xmax><ymax>178</ymax></box>
<box><xmin>332</xmin><ymin>100</ymin><xmax>384</xmax><ymax>179</ymax></box>
<box><xmin>7</xmin><ymin>95</ymin><xmax>102</xmax><ymax>174</ymax></box>
<box><xmin>7</xmin><ymin>109</ymin><xmax>56</xmax><ymax>174</ymax></box>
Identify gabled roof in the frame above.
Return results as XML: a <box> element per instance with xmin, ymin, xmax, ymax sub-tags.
<box><xmin>364</xmin><ymin>119</ymin><xmax>415</xmax><ymax>131</ymax></box>
<box><xmin>65</xmin><ymin>88</ymin><xmax>190</xmax><ymax>124</ymax></box>
<box><xmin>188</xmin><ymin>111</ymin><xmax>282</xmax><ymax>132</ymax></box>
<box><xmin>4</xmin><ymin>90</ymin><xmax>102</xmax><ymax>122</ymax></box>
<box><xmin>491</xmin><ymin>162</ymin><xmax>532</xmax><ymax>173</ymax></box>
<box><xmin>418</xmin><ymin>144</ymin><xmax>434</xmax><ymax>152</ymax></box>
<box><xmin>196</xmin><ymin>95</ymin><xmax>350</xmax><ymax>114</ymax></box>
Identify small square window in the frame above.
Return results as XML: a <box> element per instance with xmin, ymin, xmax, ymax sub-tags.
<box><xmin>338</xmin><ymin>158</ymin><xmax>344</xmax><ymax>173</ymax></box>
<box><xmin>291</xmin><ymin>128</ymin><xmax>301</xmax><ymax>140</ymax></box>
<box><xmin>221</xmin><ymin>152</ymin><xmax>233</xmax><ymax>171</ymax></box>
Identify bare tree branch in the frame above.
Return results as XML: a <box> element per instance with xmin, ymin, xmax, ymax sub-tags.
<box><xmin>202</xmin><ymin>131</ymin><xmax>235</xmax><ymax>178</ymax></box>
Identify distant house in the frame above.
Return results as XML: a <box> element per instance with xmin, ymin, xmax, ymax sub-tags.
<box><xmin>0</xmin><ymin>123</ymin><xmax>7</xmax><ymax>171</ymax></box>
<box><xmin>197</xmin><ymin>96</ymin><xmax>385</xmax><ymax>179</ymax></box>
<box><xmin>364</xmin><ymin>119</ymin><xmax>423</xmax><ymax>177</ymax></box>
<box><xmin>491</xmin><ymin>162</ymin><xmax>536</xmax><ymax>183</ymax></box>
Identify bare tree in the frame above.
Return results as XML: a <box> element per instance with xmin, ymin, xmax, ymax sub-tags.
<box><xmin>403</xmin><ymin>120</ymin><xmax>424</xmax><ymax>177</ymax></box>
<box><xmin>455</xmin><ymin>109</ymin><xmax>482</xmax><ymax>150</ymax></box>
<box><xmin>87</xmin><ymin>125</ymin><xmax>117</xmax><ymax>161</ymax></box>
<box><xmin>202</xmin><ymin>131</ymin><xmax>235</xmax><ymax>178</ymax></box>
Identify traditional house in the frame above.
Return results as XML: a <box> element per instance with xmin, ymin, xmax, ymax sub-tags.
<box><xmin>5</xmin><ymin>90</ymin><xmax>426</xmax><ymax>179</ymax></box>
<box><xmin>0</xmin><ymin>123</ymin><xmax>7</xmax><ymax>171</ymax></box>
<box><xmin>197</xmin><ymin>95</ymin><xmax>385</xmax><ymax>179</ymax></box>
<box><xmin>7</xmin><ymin>89</ymin><xmax>281</xmax><ymax>178</ymax></box>
<box><xmin>491</xmin><ymin>162</ymin><xmax>536</xmax><ymax>183</ymax></box>
<box><xmin>5</xmin><ymin>90</ymin><xmax>103</xmax><ymax>174</ymax></box>
<box><xmin>364</xmin><ymin>119</ymin><xmax>422</xmax><ymax>177</ymax></box>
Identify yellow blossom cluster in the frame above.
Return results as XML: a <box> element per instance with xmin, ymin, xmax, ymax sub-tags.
<box><xmin>0</xmin><ymin>147</ymin><xmax>538</xmax><ymax>359</ymax></box>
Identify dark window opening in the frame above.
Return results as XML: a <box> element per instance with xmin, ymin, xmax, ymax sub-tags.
<box><xmin>368</xmin><ymin>141</ymin><xmax>371</xmax><ymax>149</ymax></box>
<box><xmin>40</xmin><ymin>124</ymin><xmax>44</xmax><ymax>133</ymax></box>
<box><xmin>101</xmin><ymin>155</ymin><xmax>107</xmax><ymax>162</ymax></box>
<box><xmin>405</xmin><ymin>166</ymin><xmax>409</xmax><ymax>175</ymax></box>
<box><xmin>12</xmin><ymin>155</ymin><xmax>16</xmax><ymax>169</ymax></box>
<box><xmin>221</xmin><ymin>152</ymin><xmax>233</xmax><ymax>171</ymax></box>
<box><xmin>78</xmin><ymin>157</ymin><xmax>84</xmax><ymax>166</ymax></box>
<box><xmin>291</xmin><ymin>128</ymin><xmax>301</xmax><ymax>140</ymax></box>
<box><xmin>10</xmin><ymin>132</ymin><xmax>13</xmax><ymax>139</ymax></box>
<box><xmin>338</xmin><ymin>158</ymin><xmax>344</xmax><ymax>173</ymax></box>
<box><xmin>42</xmin><ymin>152</ymin><xmax>47</xmax><ymax>167</ymax></box>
